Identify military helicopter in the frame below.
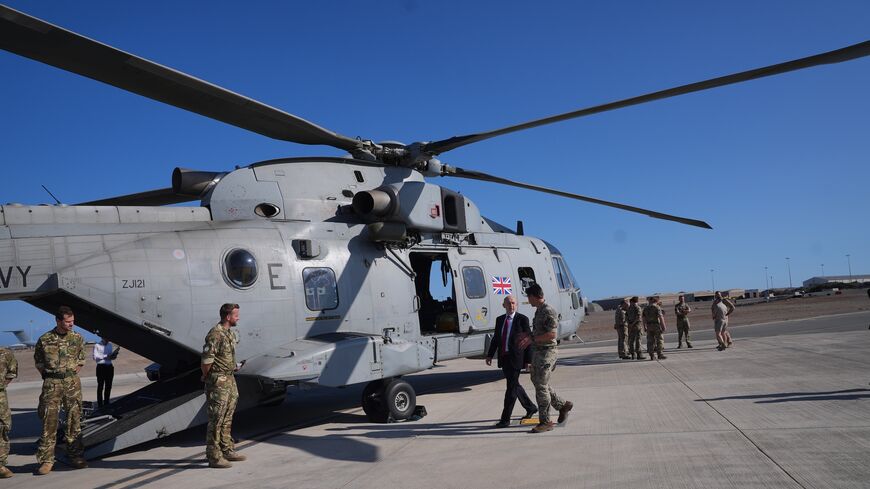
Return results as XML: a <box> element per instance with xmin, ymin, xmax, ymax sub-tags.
<box><xmin>1</xmin><ymin>5</ymin><xmax>868</xmax><ymax>457</ymax></box>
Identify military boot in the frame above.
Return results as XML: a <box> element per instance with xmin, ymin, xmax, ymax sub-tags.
<box><xmin>208</xmin><ymin>458</ymin><xmax>233</xmax><ymax>469</ymax></box>
<box><xmin>658</xmin><ymin>353</ymin><xmax>667</xmax><ymax>360</ymax></box>
<box><xmin>557</xmin><ymin>401</ymin><xmax>574</xmax><ymax>423</ymax></box>
<box><xmin>630</xmin><ymin>352</ymin><xmax>635</xmax><ymax>359</ymax></box>
<box><xmin>636</xmin><ymin>354</ymin><xmax>646</xmax><ymax>360</ymax></box>
<box><xmin>223</xmin><ymin>451</ymin><xmax>247</xmax><ymax>462</ymax></box>
<box><xmin>35</xmin><ymin>463</ymin><xmax>53</xmax><ymax>476</ymax></box>
<box><xmin>0</xmin><ymin>466</ymin><xmax>13</xmax><ymax>478</ymax></box>
<box><xmin>687</xmin><ymin>342</ymin><xmax>693</xmax><ymax>348</ymax></box>
<box><xmin>677</xmin><ymin>342</ymin><xmax>683</xmax><ymax>349</ymax></box>
<box><xmin>529</xmin><ymin>422</ymin><xmax>554</xmax><ymax>433</ymax></box>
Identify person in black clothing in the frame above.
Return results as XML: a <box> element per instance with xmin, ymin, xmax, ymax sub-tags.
<box><xmin>486</xmin><ymin>295</ymin><xmax>537</xmax><ymax>428</ymax></box>
<box><xmin>93</xmin><ymin>338</ymin><xmax>117</xmax><ymax>407</ymax></box>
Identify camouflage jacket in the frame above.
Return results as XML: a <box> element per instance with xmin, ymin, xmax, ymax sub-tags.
<box><xmin>674</xmin><ymin>302</ymin><xmax>691</xmax><ymax>318</ymax></box>
<box><xmin>642</xmin><ymin>304</ymin><xmax>663</xmax><ymax>326</ymax></box>
<box><xmin>531</xmin><ymin>302</ymin><xmax>558</xmax><ymax>348</ymax></box>
<box><xmin>614</xmin><ymin>307</ymin><xmax>627</xmax><ymax>327</ymax></box>
<box><xmin>34</xmin><ymin>329</ymin><xmax>85</xmax><ymax>375</ymax></box>
<box><xmin>0</xmin><ymin>348</ymin><xmax>17</xmax><ymax>390</ymax></box>
<box><xmin>202</xmin><ymin>323</ymin><xmax>238</xmax><ymax>376</ymax></box>
<box><xmin>626</xmin><ymin>303</ymin><xmax>642</xmax><ymax>326</ymax></box>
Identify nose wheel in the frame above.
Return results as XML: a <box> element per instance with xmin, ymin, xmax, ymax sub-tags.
<box><xmin>361</xmin><ymin>378</ymin><xmax>416</xmax><ymax>422</ymax></box>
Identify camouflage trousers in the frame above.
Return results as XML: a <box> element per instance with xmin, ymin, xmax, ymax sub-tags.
<box><xmin>646</xmin><ymin>326</ymin><xmax>664</xmax><ymax>355</ymax></box>
<box><xmin>0</xmin><ymin>389</ymin><xmax>9</xmax><ymax>466</ymax></box>
<box><xmin>205</xmin><ymin>373</ymin><xmax>238</xmax><ymax>462</ymax></box>
<box><xmin>627</xmin><ymin>325</ymin><xmax>643</xmax><ymax>355</ymax></box>
<box><xmin>615</xmin><ymin>325</ymin><xmax>627</xmax><ymax>356</ymax></box>
<box><xmin>37</xmin><ymin>377</ymin><xmax>83</xmax><ymax>463</ymax></box>
<box><xmin>677</xmin><ymin>318</ymin><xmax>691</xmax><ymax>345</ymax></box>
<box><xmin>530</xmin><ymin>347</ymin><xmax>566</xmax><ymax>424</ymax></box>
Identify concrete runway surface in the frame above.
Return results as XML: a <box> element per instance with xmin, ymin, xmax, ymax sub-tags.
<box><xmin>3</xmin><ymin>310</ymin><xmax>869</xmax><ymax>488</ymax></box>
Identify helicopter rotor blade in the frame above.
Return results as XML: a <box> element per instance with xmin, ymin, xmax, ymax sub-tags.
<box><xmin>445</xmin><ymin>167</ymin><xmax>712</xmax><ymax>229</ymax></box>
<box><xmin>0</xmin><ymin>5</ymin><xmax>362</xmax><ymax>152</ymax></box>
<box><xmin>424</xmin><ymin>41</ymin><xmax>870</xmax><ymax>155</ymax></box>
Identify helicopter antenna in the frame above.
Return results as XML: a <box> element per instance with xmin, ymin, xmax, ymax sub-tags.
<box><xmin>41</xmin><ymin>185</ymin><xmax>62</xmax><ymax>205</ymax></box>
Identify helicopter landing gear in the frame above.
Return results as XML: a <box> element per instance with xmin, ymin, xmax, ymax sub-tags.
<box><xmin>361</xmin><ymin>378</ymin><xmax>417</xmax><ymax>423</ymax></box>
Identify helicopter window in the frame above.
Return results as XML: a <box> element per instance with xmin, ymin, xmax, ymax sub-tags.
<box><xmin>518</xmin><ymin>267</ymin><xmax>537</xmax><ymax>295</ymax></box>
<box><xmin>552</xmin><ymin>257</ymin><xmax>568</xmax><ymax>290</ymax></box>
<box><xmin>444</xmin><ymin>195</ymin><xmax>458</xmax><ymax>227</ymax></box>
<box><xmin>224</xmin><ymin>249</ymin><xmax>258</xmax><ymax>289</ymax></box>
<box><xmin>303</xmin><ymin>267</ymin><xmax>339</xmax><ymax>311</ymax></box>
<box><xmin>461</xmin><ymin>266</ymin><xmax>486</xmax><ymax>299</ymax></box>
<box><xmin>555</xmin><ymin>257</ymin><xmax>575</xmax><ymax>289</ymax></box>
<box><xmin>354</xmin><ymin>170</ymin><xmax>365</xmax><ymax>183</ymax></box>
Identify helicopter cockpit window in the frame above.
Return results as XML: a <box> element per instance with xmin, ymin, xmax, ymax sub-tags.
<box><xmin>518</xmin><ymin>267</ymin><xmax>537</xmax><ymax>295</ymax></box>
<box><xmin>555</xmin><ymin>256</ymin><xmax>575</xmax><ymax>289</ymax></box>
<box><xmin>552</xmin><ymin>257</ymin><xmax>568</xmax><ymax>290</ymax></box>
<box><xmin>224</xmin><ymin>249</ymin><xmax>258</xmax><ymax>289</ymax></box>
<box><xmin>303</xmin><ymin>267</ymin><xmax>339</xmax><ymax>311</ymax></box>
<box><xmin>462</xmin><ymin>266</ymin><xmax>486</xmax><ymax>299</ymax></box>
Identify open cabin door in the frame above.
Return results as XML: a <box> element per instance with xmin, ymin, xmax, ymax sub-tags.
<box><xmin>410</xmin><ymin>252</ymin><xmax>459</xmax><ymax>335</ymax></box>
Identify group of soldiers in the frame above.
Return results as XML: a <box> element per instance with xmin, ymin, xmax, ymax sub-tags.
<box><xmin>614</xmin><ymin>292</ymin><xmax>735</xmax><ymax>360</ymax></box>
<box><xmin>0</xmin><ymin>303</ymin><xmax>247</xmax><ymax>477</ymax></box>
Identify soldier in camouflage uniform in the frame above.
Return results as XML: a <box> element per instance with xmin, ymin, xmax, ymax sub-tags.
<box><xmin>674</xmin><ymin>295</ymin><xmax>693</xmax><ymax>348</ymax></box>
<box><xmin>201</xmin><ymin>303</ymin><xmax>246</xmax><ymax>468</ymax></box>
<box><xmin>643</xmin><ymin>296</ymin><xmax>667</xmax><ymax>360</ymax></box>
<box><xmin>626</xmin><ymin>296</ymin><xmax>646</xmax><ymax>360</ymax></box>
<box><xmin>520</xmin><ymin>284</ymin><xmax>573</xmax><ymax>434</ymax></box>
<box><xmin>0</xmin><ymin>346</ymin><xmax>18</xmax><ymax>478</ymax></box>
<box><xmin>614</xmin><ymin>299</ymin><xmax>630</xmax><ymax>359</ymax></box>
<box><xmin>34</xmin><ymin>306</ymin><xmax>88</xmax><ymax>475</ymax></box>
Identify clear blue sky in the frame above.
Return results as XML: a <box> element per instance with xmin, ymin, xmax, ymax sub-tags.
<box><xmin>1</xmin><ymin>1</ymin><xmax>868</xmax><ymax>344</ymax></box>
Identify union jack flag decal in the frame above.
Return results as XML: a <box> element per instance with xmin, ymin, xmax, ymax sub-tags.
<box><xmin>491</xmin><ymin>276</ymin><xmax>512</xmax><ymax>295</ymax></box>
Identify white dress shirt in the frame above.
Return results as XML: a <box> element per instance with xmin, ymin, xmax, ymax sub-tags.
<box><xmin>93</xmin><ymin>342</ymin><xmax>113</xmax><ymax>365</ymax></box>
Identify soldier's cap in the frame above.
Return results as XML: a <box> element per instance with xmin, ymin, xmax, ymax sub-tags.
<box><xmin>630</xmin><ymin>296</ymin><xmax>639</xmax><ymax>302</ymax></box>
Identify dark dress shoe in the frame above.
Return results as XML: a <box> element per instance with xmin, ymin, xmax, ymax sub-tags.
<box><xmin>494</xmin><ymin>421</ymin><xmax>510</xmax><ymax>428</ymax></box>
<box><xmin>521</xmin><ymin>408</ymin><xmax>538</xmax><ymax>420</ymax></box>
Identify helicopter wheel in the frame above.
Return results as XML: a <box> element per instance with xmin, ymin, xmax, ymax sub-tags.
<box><xmin>361</xmin><ymin>379</ymin><xmax>388</xmax><ymax>422</ymax></box>
<box><xmin>382</xmin><ymin>378</ymin><xmax>416</xmax><ymax>422</ymax></box>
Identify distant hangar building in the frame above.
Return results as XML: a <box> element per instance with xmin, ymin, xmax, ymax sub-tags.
<box><xmin>803</xmin><ymin>275</ymin><xmax>870</xmax><ymax>287</ymax></box>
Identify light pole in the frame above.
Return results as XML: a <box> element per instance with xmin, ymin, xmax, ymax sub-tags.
<box><xmin>764</xmin><ymin>266</ymin><xmax>769</xmax><ymax>292</ymax></box>
<box><xmin>770</xmin><ymin>275</ymin><xmax>774</xmax><ymax>290</ymax></box>
<box><xmin>710</xmin><ymin>269</ymin><xmax>715</xmax><ymax>292</ymax></box>
<box><xmin>846</xmin><ymin>254</ymin><xmax>852</xmax><ymax>283</ymax></box>
<box><xmin>821</xmin><ymin>263</ymin><xmax>825</xmax><ymax>278</ymax></box>
<box><xmin>785</xmin><ymin>257</ymin><xmax>792</xmax><ymax>288</ymax></box>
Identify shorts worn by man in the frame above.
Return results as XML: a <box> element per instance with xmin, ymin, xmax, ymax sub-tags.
<box><xmin>626</xmin><ymin>297</ymin><xmax>646</xmax><ymax>360</ymax></box>
<box><xmin>202</xmin><ymin>303</ymin><xmax>246</xmax><ymax>468</ymax></box>
<box><xmin>34</xmin><ymin>306</ymin><xmax>88</xmax><ymax>475</ymax></box>
<box><xmin>712</xmin><ymin>292</ymin><xmax>735</xmax><ymax>351</ymax></box>
<box><xmin>0</xmin><ymin>347</ymin><xmax>18</xmax><ymax>478</ymax></box>
<box><xmin>674</xmin><ymin>295</ymin><xmax>693</xmax><ymax>349</ymax></box>
<box><xmin>523</xmin><ymin>284</ymin><xmax>573</xmax><ymax>434</ymax></box>
<box><xmin>614</xmin><ymin>299</ymin><xmax>630</xmax><ymax>359</ymax></box>
<box><xmin>642</xmin><ymin>297</ymin><xmax>667</xmax><ymax>360</ymax></box>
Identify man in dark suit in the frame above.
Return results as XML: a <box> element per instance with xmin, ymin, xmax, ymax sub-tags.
<box><xmin>486</xmin><ymin>295</ymin><xmax>538</xmax><ymax>428</ymax></box>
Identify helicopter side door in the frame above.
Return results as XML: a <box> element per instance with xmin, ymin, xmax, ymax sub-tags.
<box><xmin>447</xmin><ymin>251</ymin><xmax>498</xmax><ymax>333</ymax></box>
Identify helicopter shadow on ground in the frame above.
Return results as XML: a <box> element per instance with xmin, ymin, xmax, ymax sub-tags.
<box><xmin>697</xmin><ymin>388</ymin><xmax>870</xmax><ymax>404</ymax></box>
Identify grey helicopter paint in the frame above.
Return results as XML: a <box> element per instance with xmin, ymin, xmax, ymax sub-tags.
<box><xmin>1</xmin><ymin>5</ymin><xmax>868</xmax><ymax>457</ymax></box>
